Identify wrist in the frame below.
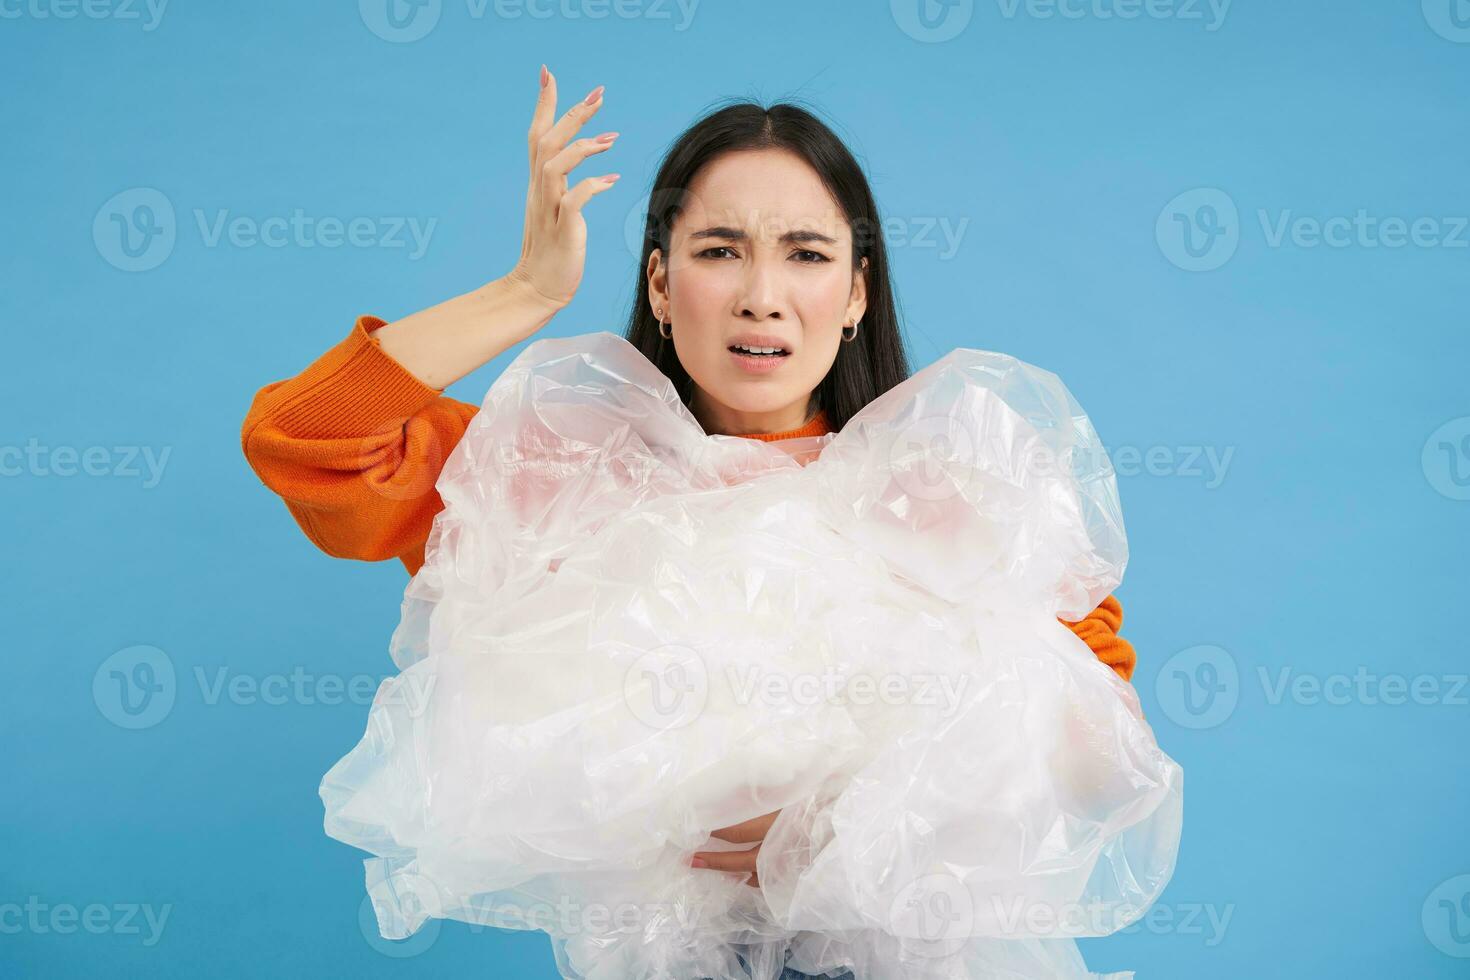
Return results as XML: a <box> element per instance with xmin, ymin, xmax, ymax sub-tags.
<box><xmin>498</xmin><ymin>268</ymin><xmax>569</xmax><ymax>316</ymax></box>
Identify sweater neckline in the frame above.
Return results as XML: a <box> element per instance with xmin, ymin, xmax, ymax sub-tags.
<box><xmin>730</xmin><ymin>409</ymin><xmax>831</xmax><ymax>442</ymax></box>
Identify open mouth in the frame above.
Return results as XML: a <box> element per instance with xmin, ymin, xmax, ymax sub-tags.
<box><xmin>728</xmin><ymin>344</ymin><xmax>790</xmax><ymax>358</ymax></box>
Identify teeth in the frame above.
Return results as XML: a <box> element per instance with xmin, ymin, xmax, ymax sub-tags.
<box><xmin>733</xmin><ymin>344</ymin><xmax>783</xmax><ymax>355</ymax></box>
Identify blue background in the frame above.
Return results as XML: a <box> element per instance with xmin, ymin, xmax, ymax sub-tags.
<box><xmin>3</xmin><ymin>0</ymin><xmax>1467</xmax><ymax>976</ymax></box>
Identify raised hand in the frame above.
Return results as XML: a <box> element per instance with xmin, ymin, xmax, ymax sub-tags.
<box><xmin>506</xmin><ymin>64</ymin><xmax>621</xmax><ymax>310</ymax></box>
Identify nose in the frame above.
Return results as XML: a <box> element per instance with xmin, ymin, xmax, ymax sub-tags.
<box><xmin>734</xmin><ymin>256</ymin><xmax>789</xmax><ymax>322</ymax></box>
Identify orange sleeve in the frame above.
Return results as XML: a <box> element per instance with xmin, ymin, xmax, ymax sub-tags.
<box><xmin>240</xmin><ymin>314</ymin><xmax>475</xmax><ymax>576</ymax></box>
<box><xmin>1059</xmin><ymin>594</ymin><xmax>1136</xmax><ymax>683</ymax></box>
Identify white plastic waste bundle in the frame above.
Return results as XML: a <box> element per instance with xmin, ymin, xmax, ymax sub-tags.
<box><xmin>320</xmin><ymin>331</ymin><xmax>1183</xmax><ymax>980</ymax></box>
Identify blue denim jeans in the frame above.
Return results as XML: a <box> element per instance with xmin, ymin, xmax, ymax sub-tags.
<box><xmin>697</xmin><ymin>948</ymin><xmax>856</xmax><ymax>980</ymax></box>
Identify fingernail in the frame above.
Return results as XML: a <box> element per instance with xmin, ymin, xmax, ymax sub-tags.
<box><xmin>690</xmin><ymin>856</ymin><xmax>707</xmax><ymax>868</ymax></box>
<box><xmin>602</xmin><ymin>173</ymin><xmax>620</xmax><ymax>182</ymax></box>
<box><xmin>584</xmin><ymin>84</ymin><xmax>604</xmax><ymax>105</ymax></box>
<box><xmin>594</xmin><ymin>131</ymin><xmax>619</xmax><ymax>143</ymax></box>
<box><xmin>540</xmin><ymin>64</ymin><xmax>548</xmax><ymax>89</ymax></box>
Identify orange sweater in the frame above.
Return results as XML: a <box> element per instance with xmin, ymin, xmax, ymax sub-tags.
<box><xmin>241</xmin><ymin>315</ymin><xmax>1136</xmax><ymax>683</ymax></box>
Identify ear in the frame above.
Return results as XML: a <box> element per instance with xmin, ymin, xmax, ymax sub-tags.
<box><xmin>646</xmin><ymin>248</ymin><xmax>670</xmax><ymax>319</ymax></box>
<box><xmin>846</xmin><ymin>255</ymin><xmax>869</xmax><ymax>327</ymax></box>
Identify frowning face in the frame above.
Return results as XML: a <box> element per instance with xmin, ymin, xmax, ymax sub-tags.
<box><xmin>646</xmin><ymin>148</ymin><xmax>867</xmax><ymax>437</ymax></box>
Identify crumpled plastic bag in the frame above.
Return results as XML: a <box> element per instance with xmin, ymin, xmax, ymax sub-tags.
<box><xmin>320</xmin><ymin>331</ymin><xmax>1184</xmax><ymax>980</ymax></box>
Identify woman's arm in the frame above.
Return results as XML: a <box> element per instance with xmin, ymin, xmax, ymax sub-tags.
<box><xmin>239</xmin><ymin>314</ymin><xmax>469</xmax><ymax>575</ymax></box>
<box><xmin>239</xmin><ymin>278</ymin><xmax>560</xmax><ymax>574</ymax></box>
<box><xmin>241</xmin><ymin>67</ymin><xmax>619</xmax><ymax>572</ymax></box>
<box><xmin>372</xmin><ymin>272</ymin><xmax>564</xmax><ymax>389</ymax></box>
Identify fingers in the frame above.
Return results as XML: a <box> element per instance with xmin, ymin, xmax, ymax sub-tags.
<box><xmin>544</xmin><ymin>132</ymin><xmax>618</xmax><ymax>181</ymax></box>
<box><xmin>543</xmin><ymin>135</ymin><xmax>617</xmax><ymax>212</ymax></box>
<box><xmin>528</xmin><ymin>64</ymin><xmax>558</xmax><ymax>171</ymax></box>
<box><xmin>528</xmin><ymin>72</ymin><xmax>606</xmax><ymax>231</ymax></box>
<box><xmin>708</xmin><ymin>809</ymin><xmax>780</xmax><ymax>844</ymax></box>
<box><xmin>692</xmin><ymin>846</ymin><xmax>757</xmax><ymax>872</ymax></box>
<box><xmin>559</xmin><ymin>173</ymin><xmax>620</xmax><ymax>223</ymax></box>
<box><xmin>535</xmin><ymin>81</ymin><xmax>604</xmax><ymax>176</ymax></box>
<box><xmin>692</xmin><ymin>846</ymin><xmax>762</xmax><ymax>889</ymax></box>
<box><xmin>693</xmin><ymin>842</ymin><xmax>759</xmax><ymax>869</ymax></box>
<box><xmin>524</xmin><ymin>65</ymin><xmax>558</xmax><ymax>254</ymax></box>
<box><xmin>696</xmin><ymin>810</ymin><xmax>781</xmax><ymax>889</ymax></box>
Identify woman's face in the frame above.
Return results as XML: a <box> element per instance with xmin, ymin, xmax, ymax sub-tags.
<box><xmin>646</xmin><ymin>148</ymin><xmax>868</xmax><ymax>436</ymax></box>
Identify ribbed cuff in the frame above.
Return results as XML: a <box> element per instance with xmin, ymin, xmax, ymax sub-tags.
<box><xmin>271</xmin><ymin>314</ymin><xmax>446</xmax><ymax>439</ymax></box>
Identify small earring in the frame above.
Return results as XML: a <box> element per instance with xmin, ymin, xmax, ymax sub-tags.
<box><xmin>842</xmin><ymin>319</ymin><xmax>860</xmax><ymax>342</ymax></box>
<box><xmin>656</xmin><ymin>308</ymin><xmax>672</xmax><ymax>340</ymax></box>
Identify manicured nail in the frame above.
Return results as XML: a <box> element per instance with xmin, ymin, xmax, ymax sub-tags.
<box><xmin>594</xmin><ymin>131</ymin><xmax>619</xmax><ymax>143</ymax></box>
<box><xmin>539</xmin><ymin>64</ymin><xmax>548</xmax><ymax>89</ymax></box>
<box><xmin>690</xmin><ymin>856</ymin><xmax>707</xmax><ymax>868</ymax></box>
<box><xmin>602</xmin><ymin>173</ymin><xmax>620</xmax><ymax>182</ymax></box>
<box><xmin>584</xmin><ymin>84</ymin><xmax>604</xmax><ymax>105</ymax></box>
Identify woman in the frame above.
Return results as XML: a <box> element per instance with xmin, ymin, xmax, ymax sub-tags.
<box><xmin>241</xmin><ymin>66</ymin><xmax>1138</xmax><ymax>978</ymax></box>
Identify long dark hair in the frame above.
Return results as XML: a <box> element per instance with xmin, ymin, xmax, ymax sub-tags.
<box><xmin>622</xmin><ymin>99</ymin><xmax>911</xmax><ymax>433</ymax></box>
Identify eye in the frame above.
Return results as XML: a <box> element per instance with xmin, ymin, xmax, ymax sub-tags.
<box><xmin>697</xmin><ymin>246</ymin><xmax>736</xmax><ymax>259</ymax></box>
<box><xmin>793</xmin><ymin>250</ymin><xmax>831</xmax><ymax>264</ymax></box>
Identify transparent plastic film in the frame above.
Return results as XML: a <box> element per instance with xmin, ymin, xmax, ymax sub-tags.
<box><xmin>320</xmin><ymin>332</ymin><xmax>1182</xmax><ymax>980</ymax></box>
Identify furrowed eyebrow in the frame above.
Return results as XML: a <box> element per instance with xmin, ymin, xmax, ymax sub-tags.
<box><xmin>689</xmin><ymin>226</ymin><xmax>840</xmax><ymax>247</ymax></box>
